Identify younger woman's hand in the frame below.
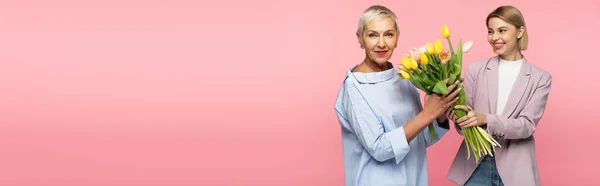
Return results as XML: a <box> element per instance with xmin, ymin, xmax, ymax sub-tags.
<box><xmin>454</xmin><ymin>105</ymin><xmax>487</xmax><ymax>128</ymax></box>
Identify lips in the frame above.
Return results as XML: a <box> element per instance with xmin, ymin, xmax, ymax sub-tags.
<box><xmin>375</xmin><ymin>51</ymin><xmax>387</xmax><ymax>56</ymax></box>
<box><xmin>493</xmin><ymin>43</ymin><xmax>505</xmax><ymax>50</ymax></box>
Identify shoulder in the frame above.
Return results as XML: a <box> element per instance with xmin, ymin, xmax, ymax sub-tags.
<box><xmin>336</xmin><ymin>65</ymin><xmax>360</xmax><ymax>89</ymax></box>
<box><xmin>334</xmin><ymin>66</ymin><xmax>361</xmax><ymax>107</ymax></box>
<box><xmin>467</xmin><ymin>57</ymin><xmax>495</xmax><ymax>71</ymax></box>
<box><xmin>529</xmin><ymin>63</ymin><xmax>551</xmax><ymax>79</ymax></box>
<box><xmin>466</xmin><ymin>57</ymin><xmax>494</xmax><ymax>73</ymax></box>
<box><xmin>527</xmin><ymin>62</ymin><xmax>552</xmax><ymax>85</ymax></box>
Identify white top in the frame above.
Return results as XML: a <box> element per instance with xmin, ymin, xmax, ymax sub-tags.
<box><xmin>496</xmin><ymin>58</ymin><xmax>523</xmax><ymax>115</ymax></box>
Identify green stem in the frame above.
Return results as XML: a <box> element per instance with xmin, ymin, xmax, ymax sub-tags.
<box><xmin>447</xmin><ymin>38</ymin><xmax>455</xmax><ymax>54</ymax></box>
<box><xmin>428</xmin><ymin>123</ymin><xmax>436</xmax><ymax>142</ymax></box>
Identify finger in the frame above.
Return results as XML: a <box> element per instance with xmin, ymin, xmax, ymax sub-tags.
<box><xmin>445</xmin><ymin>87</ymin><xmax>461</xmax><ymax>103</ymax></box>
<box><xmin>456</xmin><ymin>115</ymin><xmax>469</xmax><ymax>123</ymax></box>
<box><xmin>461</xmin><ymin>120</ymin><xmax>478</xmax><ymax>128</ymax></box>
<box><xmin>459</xmin><ymin>121</ymin><xmax>472</xmax><ymax>128</ymax></box>
<box><xmin>445</xmin><ymin>97</ymin><xmax>459</xmax><ymax>108</ymax></box>
<box><xmin>448</xmin><ymin>111</ymin><xmax>456</xmax><ymax>121</ymax></box>
<box><xmin>447</xmin><ymin>80</ymin><xmax>459</xmax><ymax>92</ymax></box>
<box><xmin>457</xmin><ymin>114</ymin><xmax>475</xmax><ymax>123</ymax></box>
<box><xmin>443</xmin><ymin>108</ymin><xmax>451</xmax><ymax>116</ymax></box>
<box><xmin>459</xmin><ymin>118</ymin><xmax>478</xmax><ymax>128</ymax></box>
<box><xmin>454</xmin><ymin>105</ymin><xmax>470</xmax><ymax>112</ymax></box>
<box><xmin>458</xmin><ymin>120</ymin><xmax>472</xmax><ymax>127</ymax></box>
<box><xmin>460</xmin><ymin>78</ymin><xmax>464</xmax><ymax>82</ymax></box>
<box><xmin>466</xmin><ymin>111</ymin><xmax>475</xmax><ymax>117</ymax></box>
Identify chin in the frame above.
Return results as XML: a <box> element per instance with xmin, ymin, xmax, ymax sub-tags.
<box><xmin>493</xmin><ymin>49</ymin><xmax>506</xmax><ymax>56</ymax></box>
<box><xmin>369</xmin><ymin>57</ymin><xmax>390</xmax><ymax>65</ymax></box>
<box><xmin>374</xmin><ymin>60</ymin><xmax>389</xmax><ymax>65</ymax></box>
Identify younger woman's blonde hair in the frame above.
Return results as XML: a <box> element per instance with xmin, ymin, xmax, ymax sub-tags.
<box><xmin>357</xmin><ymin>5</ymin><xmax>399</xmax><ymax>40</ymax></box>
<box><xmin>486</xmin><ymin>5</ymin><xmax>529</xmax><ymax>50</ymax></box>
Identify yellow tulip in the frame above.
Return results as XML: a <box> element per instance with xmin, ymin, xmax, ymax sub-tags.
<box><xmin>410</xmin><ymin>58</ymin><xmax>418</xmax><ymax>70</ymax></box>
<box><xmin>442</xmin><ymin>25</ymin><xmax>450</xmax><ymax>39</ymax></box>
<box><xmin>420</xmin><ymin>53</ymin><xmax>429</xmax><ymax>65</ymax></box>
<box><xmin>399</xmin><ymin>70</ymin><xmax>410</xmax><ymax>80</ymax></box>
<box><xmin>425</xmin><ymin>42</ymin><xmax>434</xmax><ymax>54</ymax></box>
<box><xmin>401</xmin><ymin>57</ymin><xmax>413</xmax><ymax>70</ymax></box>
<box><xmin>434</xmin><ymin>39</ymin><xmax>444</xmax><ymax>54</ymax></box>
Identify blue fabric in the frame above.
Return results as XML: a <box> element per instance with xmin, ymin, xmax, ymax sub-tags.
<box><xmin>334</xmin><ymin>63</ymin><xmax>449</xmax><ymax>186</ymax></box>
<box><xmin>464</xmin><ymin>155</ymin><xmax>504</xmax><ymax>186</ymax></box>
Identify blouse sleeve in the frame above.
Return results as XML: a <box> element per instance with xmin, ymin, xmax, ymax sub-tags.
<box><xmin>334</xmin><ymin>81</ymin><xmax>411</xmax><ymax>163</ymax></box>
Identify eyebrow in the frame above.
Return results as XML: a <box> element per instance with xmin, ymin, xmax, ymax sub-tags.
<box><xmin>489</xmin><ymin>26</ymin><xmax>508</xmax><ymax>29</ymax></box>
<box><xmin>367</xmin><ymin>29</ymin><xmax>396</xmax><ymax>32</ymax></box>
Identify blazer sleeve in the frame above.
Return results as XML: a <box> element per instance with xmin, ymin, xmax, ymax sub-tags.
<box><xmin>485</xmin><ymin>74</ymin><xmax>552</xmax><ymax>139</ymax></box>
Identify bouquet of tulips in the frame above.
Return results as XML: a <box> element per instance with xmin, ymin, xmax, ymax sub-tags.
<box><xmin>397</xmin><ymin>25</ymin><xmax>500</xmax><ymax>162</ymax></box>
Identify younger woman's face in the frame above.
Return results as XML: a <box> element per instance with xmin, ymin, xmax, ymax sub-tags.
<box><xmin>487</xmin><ymin>17</ymin><xmax>524</xmax><ymax>57</ymax></box>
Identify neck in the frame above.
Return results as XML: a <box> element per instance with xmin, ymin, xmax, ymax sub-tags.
<box><xmin>499</xmin><ymin>50</ymin><xmax>523</xmax><ymax>61</ymax></box>
<box><xmin>363</xmin><ymin>59</ymin><xmax>387</xmax><ymax>72</ymax></box>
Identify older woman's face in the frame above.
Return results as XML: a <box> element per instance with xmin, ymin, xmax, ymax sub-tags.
<box><xmin>359</xmin><ymin>17</ymin><xmax>398</xmax><ymax>65</ymax></box>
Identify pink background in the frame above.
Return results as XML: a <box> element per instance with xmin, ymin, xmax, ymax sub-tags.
<box><xmin>1</xmin><ymin>0</ymin><xmax>598</xmax><ymax>185</ymax></box>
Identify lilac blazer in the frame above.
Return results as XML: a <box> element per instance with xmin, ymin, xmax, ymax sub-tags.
<box><xmin>446</xmin><ymin>56</ymin><xmax>552</xmax><ymax>186</ymax></box>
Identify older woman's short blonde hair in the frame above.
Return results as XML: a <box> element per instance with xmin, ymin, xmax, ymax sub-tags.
<box><xmin>486</xmin><ymin>5</ymin><xmax>529</xmax><ymax>50</ymax></box>
<box><xmin>357</xmin><ymin>5</ymin><xmax>399</xmax><ymax>39</ymax></box>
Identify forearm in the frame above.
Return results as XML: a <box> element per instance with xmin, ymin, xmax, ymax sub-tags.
<box><xmin>485</xmin><ymin>114</ymin><xmax>536</xmax><ymax>139</ymax></box>
<box><xmin>402</xmin><ymin>112</ymin><xmax>436</xmax><ymax>143</ymax></box>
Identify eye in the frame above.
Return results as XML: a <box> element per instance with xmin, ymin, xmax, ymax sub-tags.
<box><xmin>487</xmin><ymin>30</ymin><xmax>493</xmax><ymax>34</ymax></box>
<box><xmin>369</xmin><ymin>33</ymin><xmax>377</xmax><ymax>38</ymax></box>
<box><xmin>385</xmin><ymin>33</ymin><xmax>394</xmax><ymax>37</ymax></box>
<box><xmin>499</xmin><ymin>29</ymin><xmax>506</xmax><ymax>33</ymax></box>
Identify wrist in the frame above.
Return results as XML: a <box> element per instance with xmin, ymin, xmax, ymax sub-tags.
<box><xmin>419</xmin><ymin>111</ymin><xmax>437</xmax><ymax>124</ymax></box>
<box><xmin>481</xmin><ymin>113</ymin><xmax>488</xmax><ymax>124</ymax></box>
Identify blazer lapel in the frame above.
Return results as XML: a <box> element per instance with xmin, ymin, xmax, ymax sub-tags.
<box><xmin>502</xmin><ymin>58</ymin><xmax>532</xmax><ymax>117</ymax></box>
<box><xmin>486</xmin><ymin>56</ymin><xmax>499</xmax><ymax>114</ymax></box>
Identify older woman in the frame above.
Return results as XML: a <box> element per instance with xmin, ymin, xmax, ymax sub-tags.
<box><xmin>333</xmin><ymin>5</ymin><xmax>459</xmax><ymax>186</ymax></box>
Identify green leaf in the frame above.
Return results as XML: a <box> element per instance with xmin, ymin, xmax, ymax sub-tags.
<box><xmin>428</xmin><ymin>123</ymin><xmax>436</xmax><ymax>141</ymax></box>
<box><xmin>428</xmin><ymin>55</ymin><xmax>441</xmax><ymax>71</ymax></box>
<box><xmin>410</xmin><ymin>75</ymin><xmax>429</xmax><ymax>93</ymax></box>
<box><xmin>432</xmin><ymin>80</ymin><xmax>449</xmax><ymax>95</ymax></box>
<box><xmin>420</xmin><ymin>74</ymin><xmax>435</xmax><ymax>85</ymax></box>
<box><xmin>448</xmin><ymin>73</ymin><xmax>457</xmax><ymax>85</ymax></box>
<box><xmin>456</xmin><ymin>40</ymin><xmax>464</xmax><ymax>77</ymax></box>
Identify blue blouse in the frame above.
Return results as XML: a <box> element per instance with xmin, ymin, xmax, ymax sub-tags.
<box><xmin>334</xmin><ymin>63</ymin><xmax>449</xmax><ymax>186</ymax></box>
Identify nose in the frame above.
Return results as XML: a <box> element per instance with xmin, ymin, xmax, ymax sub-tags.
<box><xmin>491</xmin><ymin>32</ymin><xmax>500</xmax><ymax>42</ymax></box>
<box><xmin>377</xmin><ymin>37</ymin><xmax>386</xmax><ymax>48</ymax></box>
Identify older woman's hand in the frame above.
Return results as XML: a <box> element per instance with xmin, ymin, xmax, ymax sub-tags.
<box><xmin>423</xmin><ymin>80</ymin><xmax>460</xmax><ymax>119</ymax></box>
